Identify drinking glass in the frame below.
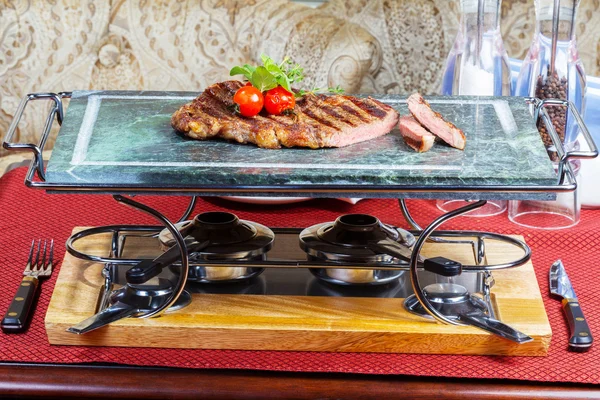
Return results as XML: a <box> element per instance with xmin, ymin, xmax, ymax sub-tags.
<box><xmin>439</xmin><ymin>0</ymin><xmax>511</xmax><ymax>216</ymax></box>
<box><xmin>509</xmin><ymin>0</ymin><xmax>585</xmax><ymax>228</ymax></box>
<box><xmin>508</xmin><ymin>161</ymin><xmax>580</xmax><ymax>229</ymax></box>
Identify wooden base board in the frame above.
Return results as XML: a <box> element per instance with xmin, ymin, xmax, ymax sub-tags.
<box><xmin>45</xmin><ymin>228</ymin><xmax>552</xmax><ymax>355</ymax></box>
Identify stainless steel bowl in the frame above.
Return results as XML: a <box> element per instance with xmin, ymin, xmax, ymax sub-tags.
<box><xmin>300</xmin><ymin>214</ymin><xmax>416</xmax><ymax>285</ymax></box>
<box><xmin>159</xmin><ymin>212</ymin><xmax>274</xmax><ymax>283</ymax></box>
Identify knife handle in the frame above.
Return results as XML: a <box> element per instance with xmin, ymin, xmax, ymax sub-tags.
<box><xmin>1</xmin><ymin>276</ymin><xmax>39</xmax><ymax>333</ymax></box>
<box><xmin>562</xmin><ymin>298</ymin><xmax>593</xmax><ymax>352</ymax></box>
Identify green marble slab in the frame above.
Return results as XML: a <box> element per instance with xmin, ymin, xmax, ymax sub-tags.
<box><xmin>46</xmin><ymin>90</ymin><xmax>558</xmax><ymax>199</ymax></box>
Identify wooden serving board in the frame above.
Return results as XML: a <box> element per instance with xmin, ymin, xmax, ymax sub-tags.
<box><xmin>45</xmin><ymin>228</ymin><xmax>552</xmax><ymax>356</ymax></box>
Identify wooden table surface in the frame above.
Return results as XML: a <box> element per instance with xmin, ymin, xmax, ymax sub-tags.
<box><xmin>1</xmin><ymin>363</ymin><xmax>599</xmax><ymax>399</ymax></box>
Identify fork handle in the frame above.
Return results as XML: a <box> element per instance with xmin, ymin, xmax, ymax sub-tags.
<box><xmin>1</xmin><ymin>276</ymin><xmax>39</xmax><ymax>333</ymax></box>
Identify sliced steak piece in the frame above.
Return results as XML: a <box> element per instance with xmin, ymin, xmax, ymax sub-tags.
<box><xmin>407</xmin><ymin>93</ymin><xmax>466</xmax><ymax>150</ymax></box>
<box><xmin>398</xmin><ymin>116</ymin><xmax>436</xmax><ymax>152</ymax></box>
<box><xmin>171</xmin><ymin>81</ymin><xmax>399</xmax><ymax>149</ymax></box>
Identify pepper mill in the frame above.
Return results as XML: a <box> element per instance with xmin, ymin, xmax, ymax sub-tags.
<box><xmin>514</xmin><ymin>0</ymin><xmax>585</xmax><ymax>151</ymax></box>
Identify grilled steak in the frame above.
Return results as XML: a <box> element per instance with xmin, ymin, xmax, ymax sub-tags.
<box><xmin>398</xmin><ymin>116</ymin><xmax>435</xmax><ymax>152</ymax></box>
<box><xmin>407</xmin><ymin>93</ymin><xmax>466</xmax><ymax>150</ymax></box>
<box><xmin>171</xmin><ymin>81</ymin><xmax>399</xmax><ymax>149</ymax></box>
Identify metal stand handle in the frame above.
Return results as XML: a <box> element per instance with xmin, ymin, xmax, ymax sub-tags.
<box><xmin>112</xmin><ymin>195</ymin><xmax>189</xmax><ymax>319</ymax></box>
<box><xmin>531</xmin><ymin>97</ymin><xmax>598</xmax><ymax>185</ymax></box>
<box><xmin>399</xmin><ymin>199</ymin><xmax>486</xmax><ymax>265</ymax></box>
<box><xmin>2</xmin><ymin>92</ymin><xmax>70</xmax><ymax>183</ymax></box>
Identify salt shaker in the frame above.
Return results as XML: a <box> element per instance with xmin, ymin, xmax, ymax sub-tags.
<box><xmin>514</xmin><ymin>0</ymin><xmax>585</xmax><ymax>151</ymax></box>
<box><xmin>441</xmin><ymin>0</ymin><xmax>512</xmax><ymax>97</ymax></box>
<box><xmin>439</xmin><ymin>0</ymin><xmax>511</xmax><ymax>216</ymax></box>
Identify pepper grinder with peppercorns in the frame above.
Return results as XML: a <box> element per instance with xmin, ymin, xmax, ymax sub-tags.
<box><xmin>514</xmin><ymin>0</ymin><xmax>585</xmax><ymax>153</ymax></box>
<box><xmin>509</xmin><ymin>0</ymin><xmax>587</xmax><ymax>228</ymax></box>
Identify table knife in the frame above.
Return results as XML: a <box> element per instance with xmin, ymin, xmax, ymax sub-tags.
<box><xmin>549</xmin><ymin>260</ymin><xmax>593</xmax><ymax>352</ymax></box>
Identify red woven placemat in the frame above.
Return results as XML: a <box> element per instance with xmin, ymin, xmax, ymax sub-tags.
<box><xmin>1</xmin><ymin>167</ymin><xmax>599</xmax><ymax>384</ymax></box>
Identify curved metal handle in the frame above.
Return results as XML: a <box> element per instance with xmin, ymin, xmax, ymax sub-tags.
<box><xmin>532</xmin><ymin>97</ymin><xmax>598</xmax><ymax>188</ymax></box>
<box><xmin>2</xmin><ymin>92</ymin><xmax>68</xmax><ymax>182</ymax></box>
<box><xmin>537</xmin><ymin>98</ymin><xmax>598</xmax><ymax>162</ymax></box>
<box><xmin>409</xmin><ymin>200</ymin><xmax>488</xmax><ymax>326</ymax></box>
<box><xmin>399</xmin><ymin>199</ymin><xmax>487</xmax><ymax>265</ymax></box>
<box><xmin>113</xmin><ymin>195</ymin><xmax>189</xmax><ymax>319</ymax></box>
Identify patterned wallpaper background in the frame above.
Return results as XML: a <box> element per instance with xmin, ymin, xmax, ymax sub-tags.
<box><xmin>1</xmin><ymin>0</ymin><xmax>599</xmax><ymax>153</ymax></box>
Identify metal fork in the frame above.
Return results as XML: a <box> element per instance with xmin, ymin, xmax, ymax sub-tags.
<box><xmin>1</xmin><ymin>239</ymin><xmax>54</xmax><ymax>333</ymax></box>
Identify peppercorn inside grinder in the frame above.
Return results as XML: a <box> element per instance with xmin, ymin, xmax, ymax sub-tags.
<box><xmin>515</xmin><ymin>0</ymin><xmax>585</xmax><ymax>152</ymax></box>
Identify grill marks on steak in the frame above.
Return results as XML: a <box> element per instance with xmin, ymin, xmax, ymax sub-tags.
<box><xmin>301</xmin><ymin>95</ymin><xmax>369</xmax><ymax>131</ymax></box>
<box><xmin>407</xmin><ymin>93</ymin><xmax>466</xmax><ymax>150</ymax></box>
<box><xmin>171</xmin><ymin>81</ymin><xmax>399</xmax><ymax>149</ymax></box>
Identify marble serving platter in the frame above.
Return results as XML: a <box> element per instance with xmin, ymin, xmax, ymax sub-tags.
<box><xmin>45</xmin><ymin>91</ymin><xmax>557</xmax><ymax>200</ymax></box>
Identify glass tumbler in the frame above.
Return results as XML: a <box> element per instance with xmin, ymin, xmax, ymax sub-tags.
<box><xmin>438</xmin><ymin>0</ymin><xmax>511</xmax><ymax>216</ymax></box>
<box><xmin>508</xmin><ymin>161</ymin><xmax>580</xmax><ymax>229</ymax></box>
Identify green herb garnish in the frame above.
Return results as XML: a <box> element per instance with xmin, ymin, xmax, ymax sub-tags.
<box><xmin>230</xmin><ymin>55</ymin><xmax>344</xmax><ymax>97</ymax></box>
<box><xmin>251</xmin><ymin>66</ymin><xmax>278</xmax><ymax>92</ymax></box>
<box><xmin>328</xmin><ymin>85</ymin><xmax>345</xmax><ymax>94</ymax></box>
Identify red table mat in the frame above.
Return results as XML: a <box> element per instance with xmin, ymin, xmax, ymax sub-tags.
<box><xmin>1</xmin><ymin>167</ymin><xmax>599</xmax><ymax>384</ymax></box>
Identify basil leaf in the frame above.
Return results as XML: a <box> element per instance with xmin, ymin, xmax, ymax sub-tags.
<box><xmin>261</xmin><ymin>55</ymin><xmax>284</xmax><ymax>77</ymax></box>
<box><xmin>261</xmin><ymin>54</ymin><xmax>273</xmax><ymax>67</ymax></box>
<box><xmin>243</xmin><ymin>64</ymin><xmax>256</xmax><ymax>74</ymax></box>
<box><xmin>266</xmin><ymin>63</ymin><xmax>283</xmax><ymax>76</ymax></box>
<box><xmin>230</xmin><ymin>66</ymin><xmax>252</xmax><ymax>81</ymax></box>
<box><xmin>252</xmin><ymin>66</ymin><xmax>278</xmax><ymax>92</ymax></box>
<box><xmin>231</xmin><ymin>55</ymin><xmax>304</xmax><ymax>93</ymax></box>
<box><xmin>275</xmin><ymin>74</ymin><xmax>291</xmax><ymax>93</ymax></box>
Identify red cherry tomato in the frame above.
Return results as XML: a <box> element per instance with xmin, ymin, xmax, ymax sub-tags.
<box><xmin>264</xmin><ymin>86</ymin><xmax>296</xmax><ymax>115</ymax></box>
<box><xmin>233</xmin><ymin>85</ymin><xmax>264</xmax><ymax>117</ymax></box>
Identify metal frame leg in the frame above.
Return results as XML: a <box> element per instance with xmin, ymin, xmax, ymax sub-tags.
<box><xmin>112</xmin><ymin>195</ymin><xmax>189</xmax><ymax>319</ymax></box>
<box><xmin>403</xmin><ymin>199</ymin><xmax>488</xmax><ymax>325</ymax></box>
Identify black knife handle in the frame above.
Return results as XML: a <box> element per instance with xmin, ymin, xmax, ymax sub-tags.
<box><xmin>562</xmin><ymin>298</ymin><xmax>593</xmax><ymax>352</ymax></box>
<box><xmin>1</xmin><ymin>276</ymin><xmax>39</xmax><ymax>333</ymax></box>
